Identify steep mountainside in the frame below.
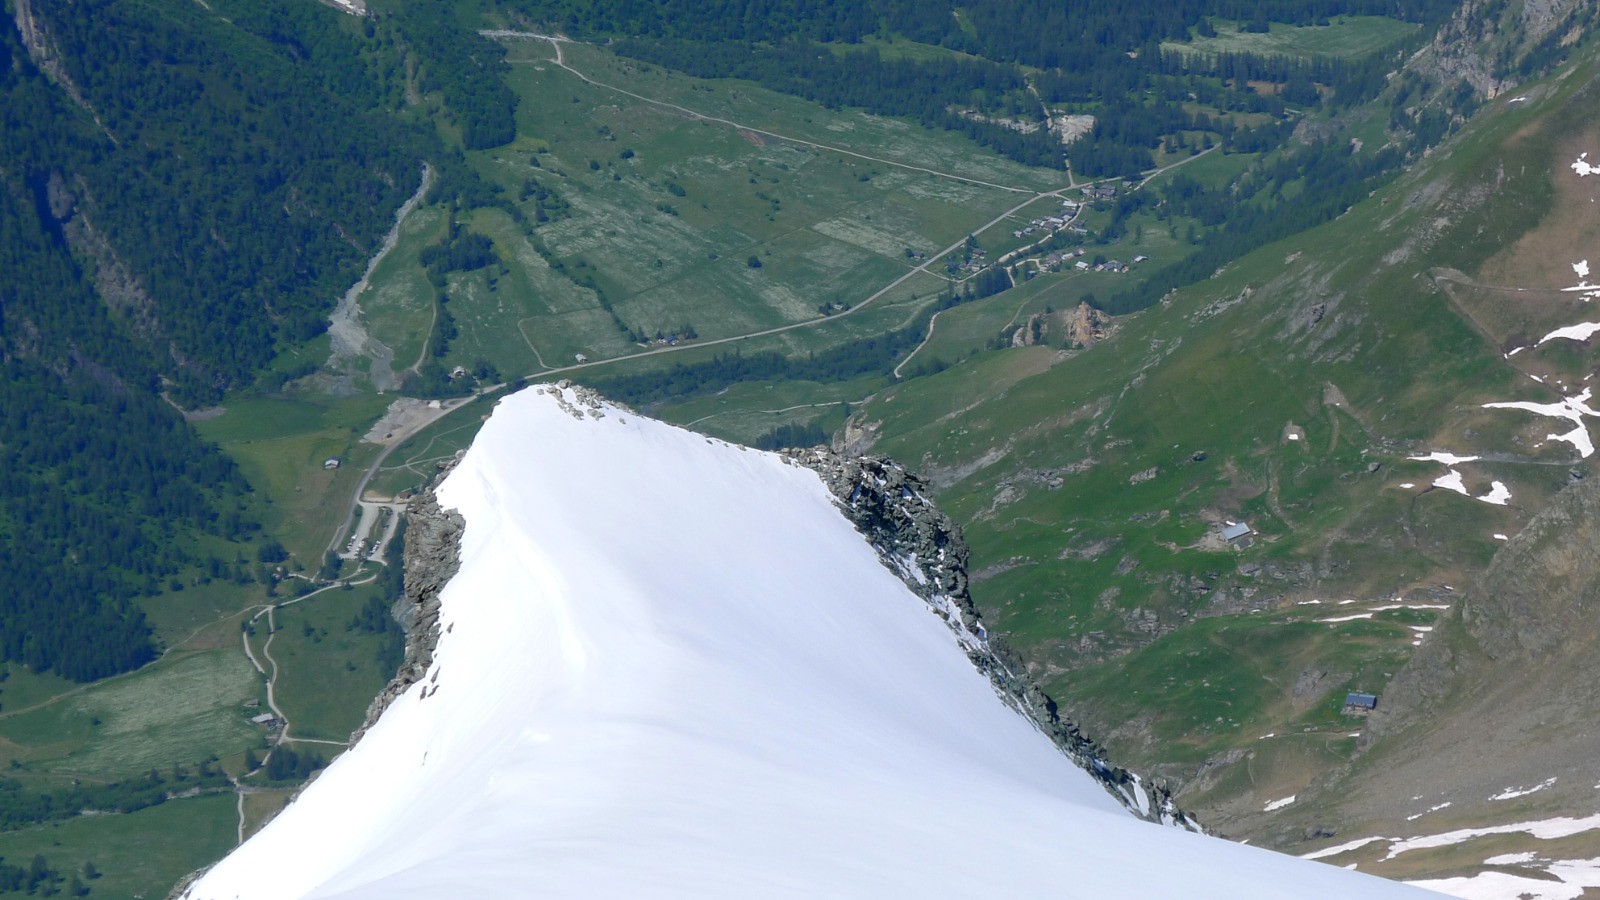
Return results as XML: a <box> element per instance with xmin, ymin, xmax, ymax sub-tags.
<box><xmin>847</xmin><ymin>25</ymin><xmax>1600</xmax><ymax>889</ymax></box>
<box><xmin>1275</xmin><ymin>474</ymin><xmax>1600</xmax><ymax>892</ymax></box>
<box><xmin>0</xmin><ymin>0</ymin><xmax>419</xmax><ymax>678</ymax></box>
<box><xmin>1257</xmin><ymin>55</ymin><xmax>1600</xmax><ymax>892</ymax></box>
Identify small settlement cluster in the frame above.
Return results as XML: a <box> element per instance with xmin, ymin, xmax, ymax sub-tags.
<box><xmin>1012</xmin><ymin>183</ymin><xmax>1156</xmax><ymax>276</ymax></box>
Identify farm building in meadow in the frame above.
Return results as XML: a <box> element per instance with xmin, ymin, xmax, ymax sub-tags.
<box><xmin>1220</xmin><ymin>521</ymin><xmax>1252</xmax><ymax>543</ymax></box>
<box><xmin>1344</xmin><ymin>693</ymin><xmax>1379</xmax><ymax>715</ymax></box>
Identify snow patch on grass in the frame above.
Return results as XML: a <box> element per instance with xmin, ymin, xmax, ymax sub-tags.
<box><xmin>1538</xmin><ymin>322</ymin><xmax>1600</xmax><ymax>345</ymax></box>
<box><xmin>1318</xmin><ymin>613</ymin><xmax>1375</xmax><ymax>623</ymax></box>
<box><xmin>1409</xmin><ymin>452</ymin><xmax>1481</xmax><ymax>465</ymax></box>
<box><xmin>1484</xmin><ymin>852</ymin><xmax>1537</xmax><ymax>866</ymax></box>
<box><xmin>1491</xmin><ymin>778</ymin><xmax>1557</xmax><ymax>801</ymax></box>
<box><xmin>1434</xmin><ymin>469</ymin><xmax>1470</xmax><ymax>495</ymax></box>
<box><xmin>1483</xmin><ymin>388</ymin><xmax>1600</xmax><ymax>458</ymax></box>
<box><xmin>1478</xmin><ymin>482</ymin><xmax>1512</xmax><ymax>506</ymax></box>
<box><xmin>1303</xmin><ymin>836</ymin><xmax>1391</xmax><ymax>861</ymax></box>
<box><xmin>1410</xmin><ymin>856</ymin><xmax>1600</xmax><ymax>900</ymax></box>
<box><xmin>1407</xmin><ymin>802</ymin><xmax>1453</xmax><ymax>822</ymax></box>
<box><xmin>1387</xmin><ymin>811</ymin><xmax>1600</xmax><ymax>859</ymax></box>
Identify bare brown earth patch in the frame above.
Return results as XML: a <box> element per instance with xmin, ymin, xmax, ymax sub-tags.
<box><xmin>1476</xmin><ymin>127</ymin><xmax>1600</xmax><ymax>291</ymax></box>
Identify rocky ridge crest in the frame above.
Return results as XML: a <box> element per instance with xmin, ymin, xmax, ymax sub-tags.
<box><xmin>792</xmin><ymin>447</ymin><xmax>1201</xmax><ymax>830</ymax></box>
<box><xmin>349</xmin><ymin>471</ymin><xmax>463</xmax><ymax>744</ymax></box>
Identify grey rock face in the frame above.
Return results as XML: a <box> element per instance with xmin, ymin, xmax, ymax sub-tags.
<box><xmin>349</xmin><ymin>466</ymin><xmax>464</xmax><ymax>745</ymax></box>
<box><xmin>1292</xmin><ymin>669</ymin><xmax>1329</xmax><ymax>699</ymax></box>
<box><xmin>793</xmin><ymin>447</ymin><xmax>1201</xmax><ymax>830</ymax></box>
<box><xmin>1374</xmin><ymin>477</ymin><xmax>1600</xmax><ymax>736</ymax></box>
<box><xmin>1463</xmin><ymin>476</ymin><xmax>1600</xmax><ymax>658</ymax></box>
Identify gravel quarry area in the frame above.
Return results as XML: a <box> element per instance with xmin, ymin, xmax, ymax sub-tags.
<box><xmin>327</xmin><ymin>164</ymin><xmax>432</xmax><ymax>394</ymax></box>
<box><xmin>363</xmin><ymin>398</ymin><xmax>440</xmax><ymax>445</ymax></box>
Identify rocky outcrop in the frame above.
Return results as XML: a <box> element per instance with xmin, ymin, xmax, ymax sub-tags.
<box><xmin>348</xmin><ymin>469</ymin><xmax>464</xmax><ymax>744</ymax></box>
<box><xmin>13</xmin><ymin>0</ymin><xmax>87</xmax><ymax>111</ymax></box>
<box><xmin>44</xmin><ymin>173</ymin><xmax>165</xmax><ymax>342</ymax></box>
<box><xmin>794</xmin><ymin>448</ymin><xmax>1201</xmax><ymax>830</ymax></box>
<box><xmin>1460</xmin><ymin>475</ymin><xmax>1600</xmax><ymax>659</ymax></box>
<box><xmin>1407</xmin><ymin>0</ymin><xmax>1590</xmax><ymax>100</ymax></box>
<box><xmin>1371</xmin><ymin>475</ymin><xmax>1600</xmax><ymax>737</ymax></box>
<box><xmin>1064</xmin><ymin>301</ymin><xmax>1112</xmax><ymax>348</ymax></box>
<box><xmin>1011</xmin><ymin>313</ymin><xmax>1048</xmax><ymax>347</ymax></box>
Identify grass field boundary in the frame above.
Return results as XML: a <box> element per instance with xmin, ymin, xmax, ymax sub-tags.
<box><xmin>487</xmin><ymin>31</ymin><xmax>1041</xmax><ymax>194</ymax></box>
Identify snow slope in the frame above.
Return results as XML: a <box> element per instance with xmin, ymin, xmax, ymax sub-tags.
<box><xmin>186</xmin><ymin>385</ymin><xmax>1439</xmax><ymax>899</ymax></box>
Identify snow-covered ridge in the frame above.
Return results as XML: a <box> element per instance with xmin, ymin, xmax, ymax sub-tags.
<box><xmin>185</xmin><ymin>385</ymin><xmax>1438</xmax><ymax>899</ymax></box>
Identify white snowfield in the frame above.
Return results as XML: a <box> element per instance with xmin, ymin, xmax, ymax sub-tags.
<box><xmin>186</xmin><ymin>386</ymin><xmax>1440</xmax><ymax>899</ymax></box>
<box><xmin>1483</xmin><ymin>388</ymin><xmax>1600</xmax><ymax>458</ymax></box>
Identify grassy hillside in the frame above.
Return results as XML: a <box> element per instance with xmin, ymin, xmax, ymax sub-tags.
<box><xmin>848</xmin><ymin>31</ymin><xmax>1600</xmax><ymax>886</ymax></box>
<box><xmin>1259</xmin><ymin>57</ymin><xmax>1600</xmax><ymax>892</ymax></box>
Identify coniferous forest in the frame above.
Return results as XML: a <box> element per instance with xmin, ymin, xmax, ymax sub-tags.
<box><xmin>0</xmin><ymin>0</ymin><xmax>422</xmax><ymax>680</ymax></box>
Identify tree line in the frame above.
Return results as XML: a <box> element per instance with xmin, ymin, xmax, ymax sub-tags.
<box><xmin>0</xmin><ymin>762</ymin><xmax>230</xmax><ymax>832</ymax></box>
<box><xmin>1098</xmin><ymin>139</ymin><xmax>1407</xmax><ymax>315</ymax></box>
<box><xmin>384</xmin><ymin>1</ymin><xmax>519</xmax><ymax>150</ymax></box>
<box><xmin>613</xmin><ymin>39</ymin><xmax>1066</xmax><ymax>169</ymax></box>
<box><xmin>500</xmin><ymin>0</ymin><xmax>1458</xmax><ymax>53</ymax></box>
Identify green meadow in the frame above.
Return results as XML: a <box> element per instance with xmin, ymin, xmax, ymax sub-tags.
<box><xmin>1165</xmin><ymin>16</ymin><xmax>1422</xmax><ymax>60</ymax></box>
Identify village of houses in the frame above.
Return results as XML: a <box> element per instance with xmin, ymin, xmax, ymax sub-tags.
<box><xmin>990</xmin><ymin>183</ymin><xmax>1152</xmax><ymax>279</ymax></box>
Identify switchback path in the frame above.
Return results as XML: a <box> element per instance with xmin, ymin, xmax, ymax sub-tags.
<box><xmin>233</xmin><ymin>569</ymin><xmax>378</xmax><ymax>841</ymax></box>
<box><xmin>241</xmin><ymin>571</ymin><xmax>377</xmax><ymax>750</ymax></box>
